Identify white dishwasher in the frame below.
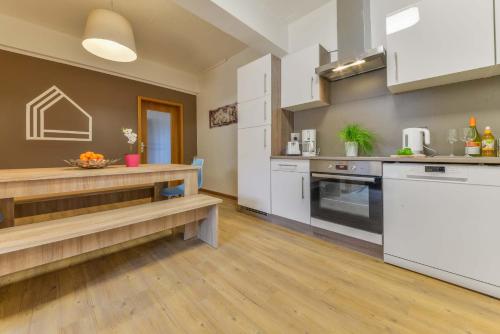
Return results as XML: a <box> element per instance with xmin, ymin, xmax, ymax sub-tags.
<box><xmin>383</xmin><ymin>163</ymin><xmax>500</xmax><ymax>298</ymax></box>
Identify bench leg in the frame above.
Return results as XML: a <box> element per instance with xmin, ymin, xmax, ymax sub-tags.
<box><xmin>183</xmin><ymin>221</ymin><xmax>198</xmax><ymax>240</ymax></box>
<box><xmin>198</xmin><ymin>205</ymin><xmax>218</xmax><ymax>248</ymax></box>
<box><xmin>0</xmin><ymin>198</ymin><xmax>15</xmax><ymax>229</ymax></box>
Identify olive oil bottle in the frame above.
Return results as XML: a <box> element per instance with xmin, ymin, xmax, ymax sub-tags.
<box><xmin>481</xmin><ymin>126</ymin><xmax>496</xmax><ymax>157</ymax></box>
<box><xmin>465</xmin><ymin>117</ymin><xmax>481</xmax><ymax>157</ymax></box>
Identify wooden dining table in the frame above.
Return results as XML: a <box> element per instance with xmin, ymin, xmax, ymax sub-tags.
<box><xmin>0</xmin><ymin>164</ymin><xmax>199</xmax><ymax>228</ymax></box>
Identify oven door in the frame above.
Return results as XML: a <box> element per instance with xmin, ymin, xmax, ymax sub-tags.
<box><xmin>310</xmin><ymin>173</ymin><xmax>383</xmax><ymax>234</ymax></box>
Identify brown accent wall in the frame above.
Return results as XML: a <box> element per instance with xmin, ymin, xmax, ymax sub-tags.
<box><xmin>0</xmin><ymin>49</ymin><xmax>197</xmax><ymax>169</ymax></box>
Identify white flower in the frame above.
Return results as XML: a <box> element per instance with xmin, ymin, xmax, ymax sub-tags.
<box><xmin>122</xmin><ymin>128</ymin><xmax>137</xmax><ymax>145</ymax></box>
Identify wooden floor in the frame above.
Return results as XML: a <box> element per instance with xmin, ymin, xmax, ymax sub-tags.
<box><xmin>1</xmin><ymin>197</ymin><xmax>499</xmax><ymax>333</ymax></box>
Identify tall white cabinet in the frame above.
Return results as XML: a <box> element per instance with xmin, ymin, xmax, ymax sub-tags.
<box><xmin>237</xmin><ymin>54</ymin><xmax>292</xmax><ymax>214</ymax></box>
<box><xmin>386</xmin><ymin>0</ymin><xmax>496</xmax><ymax>93</ymax></box>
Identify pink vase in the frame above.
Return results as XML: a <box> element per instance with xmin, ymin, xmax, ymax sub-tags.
<box><xmin>124</xmin><ymin>154</ymin><xmax>140</xmax><ymax>167</ymax></box>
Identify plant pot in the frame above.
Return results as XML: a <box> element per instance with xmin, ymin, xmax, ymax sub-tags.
<box><xmin>124</xmin><ymin>154</ymin><xmax>140</xmax><ymax>167</ymax></box>
<box><xmin>345</xmin><ymin>142</ymin><xmax>359</xmax><ymax>157</ymax></box>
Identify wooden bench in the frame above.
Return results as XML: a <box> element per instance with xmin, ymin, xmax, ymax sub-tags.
<box><xmin>0</xmin><ymin>194</ymin><xmax>222</xmax><ymax>278</ymax></box>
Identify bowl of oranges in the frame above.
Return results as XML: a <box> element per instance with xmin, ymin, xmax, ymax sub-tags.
<box><xmin>64</xmin><ymin>151</ymin><xmax>119</xmax><ymax>169</ymax></box>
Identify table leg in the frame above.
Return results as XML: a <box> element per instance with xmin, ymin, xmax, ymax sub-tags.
<box><xmin>182</xmin><ymin>170</ymin><xmax>199</xmax><ymax>238</ymax></box>
<box><xmin>153</xmin><ymin>182</ymin><xmax>166</xmax><ymax>202</ymax></box>
<box><xmin>184</xmin><ymin>170</ymin><xmax>198</xmax><ymax>196</ymax></box>
<box><xmin>0</xmin><ymin>198</ymin><xmax>15</xmax><ymax>229</ymax></box>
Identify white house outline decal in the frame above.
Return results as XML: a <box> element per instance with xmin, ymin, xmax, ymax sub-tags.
<box><xmin>26</xmin><ymin>86</ymin><xmax>92</xmax><ymax>141</ymax></box>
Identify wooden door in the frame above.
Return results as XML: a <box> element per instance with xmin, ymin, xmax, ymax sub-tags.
<box><xmin>138</xmin><ymin>96</ymin><xmax>184</xmax><ymax>164</ymax></box>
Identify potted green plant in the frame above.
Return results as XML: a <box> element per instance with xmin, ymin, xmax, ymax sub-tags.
<box><xmin>338</xmin><ymin>123</ymin><xmax>375</xmax><ymax>157</ymax></box>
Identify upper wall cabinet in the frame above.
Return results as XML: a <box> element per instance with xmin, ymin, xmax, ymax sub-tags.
<box><xmin>387</xmin><ymin>0</ymin><xmax>496</xmax><ymax>93</ymax></box>
<box><xmin>281</xmin><ymin>44</ymin><xmax>330</xmax><ymax>111</ymax></box>
<box><xmin>496</xmin><ymin>0</ymin><xmax>500</xmax><ymax>63</ymax></box>
<box><xmin>237</xmin><ymin>55</ymin><xmax>272</xmax><ymax>103</ymax></box>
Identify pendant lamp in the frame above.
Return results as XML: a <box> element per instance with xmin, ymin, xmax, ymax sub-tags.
<box><xmin>82</xmin><ymin>8</ymin><xmax>137</xmax><ymax>62</ymax></box>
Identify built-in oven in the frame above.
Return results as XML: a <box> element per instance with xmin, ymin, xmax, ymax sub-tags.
<box><xmin>310</xmin><ymin>160</ymin><xmax>383</xmax><ymax>240</ymax></box>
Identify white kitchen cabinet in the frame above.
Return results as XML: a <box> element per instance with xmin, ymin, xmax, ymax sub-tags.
<box><xmin>387</xmin><ymin>0</ymin><xmax>496</xmax><ymax>93</ymax></box>
<box><xmin>237</xmin><ymin>125</ymin><xmax>272</xmax><ymax>213</ymax></box>
<box><xmin>281</xmin><ymin>44</ymin><xmax>330</xmax><ymax>111</ymax></box>
<box><xmin>237</xmin><ymin>54</ymin><xmax>292</xmax><ymax>214</ymax></box>
<box><xmin>237</xmin><ymin>54</ymin><xmax>271</xmax><ymax>103</ymax></box>
<box><xmin>271</xmin><ymin>160</ymin><xmax>310</xmax><ymax>224</ymax></box>
<box><xmin>496</xmin><ymin>0</ymin><xmax>500</xmax><ymax>64</ymax></box>
<box><xmin>238</xmin><ymin>95</ymin><xmax>271</xmax><ymax>129</ymax></box>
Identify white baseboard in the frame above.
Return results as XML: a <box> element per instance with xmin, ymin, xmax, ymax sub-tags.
<box><xmin>384</xmin><ymin>254</ymin><xmax>500</xmax><ymax>299</ymax></box>
<box><xmin>311</xmin><ymin>218</ymin><xmax>383</xmax><ymax>245</ymax></box>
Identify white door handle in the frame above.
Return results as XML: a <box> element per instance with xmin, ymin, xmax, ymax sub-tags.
<box><xmin>394</xmin><ymin>52</ymin><xmax>399</xmax><ymax>82</ymax></box>
<box><xmin>310</xmin><ymin>76</ymin><xmax>314</xmax><ymax>100</ymax></box>
<box><xmin>301</xmin><ymin>176</ymin><xmax>305</xmax><ymax>199</ymax></box>
<box><xmin>264</xmin><ymin>73</ymin><xmax>267</xmax><ymax>94</ymax></box>
<box><xmin>264</xmin><ymin>100</ymin><xmax>267</xmax><ymax>121</ymax></box>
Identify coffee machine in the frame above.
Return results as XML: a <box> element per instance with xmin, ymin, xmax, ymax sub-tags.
<box><xmin>302</xmin><ymin>129</ymin><xmax>318</xmax><ymax>157</ymax></box>
<box><xmin>286</xmin><ymin>133</ymin><xmax>301</xmax><ymax>155</ymax></box>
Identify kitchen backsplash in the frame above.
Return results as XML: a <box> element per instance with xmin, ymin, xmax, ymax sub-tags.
<box><xmin>294</xmin><ymin>70</ymin><xmax>500</xmax><ymax>157</ymax></box>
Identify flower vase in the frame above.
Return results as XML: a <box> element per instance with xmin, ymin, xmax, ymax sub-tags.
<box><xmin>345</xmin><ymin>142</ymin><xmax>359</xmax><ymax>157</ymax></box>
<box><xmin>124</xmin><ymin>154</ymin><xmax>140</xmax><ymax>167</ymax></box>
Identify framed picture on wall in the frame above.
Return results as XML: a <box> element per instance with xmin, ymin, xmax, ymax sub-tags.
<box><xmin>209</xmin><ymin>103</ymin><xmax>237</xmax><ymax>128</ymax></box>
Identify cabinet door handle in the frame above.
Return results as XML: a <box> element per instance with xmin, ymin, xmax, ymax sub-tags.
<box><xmin>264</xmin><ymin>73</ymin><xmax>267</xmax><ymax>94</ymax></box>
<box><xmin>264</xmin><ymin>100</ymin><xmax>267</xmax><ymax>121</ymax></box>
<box><xmin>310</xmin><ymin>76</ymin><xmax>314</xmax><ymax>100</ymax></box>
<box><xmin>394</xmin><ymin>52</ymin><xmax>399</xmax><ymax>82</ymax></box>
<box><xmin>301</xmin><ymin>176</ymin><xmax>305</xmax><ymax>199</ymax></box>
<box><xmin>264</xmin><ymin>128</ymin><xmax>267</xmax><ymax>148</ymax></box>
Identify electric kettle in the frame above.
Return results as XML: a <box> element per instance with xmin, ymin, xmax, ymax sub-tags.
<box><xmin>402</xmin><ymin>128</ymin><xmax>430</xmax><ymax>155</ymax></box>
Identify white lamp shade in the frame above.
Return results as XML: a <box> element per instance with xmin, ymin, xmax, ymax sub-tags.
<box><xmin>82</xmin><ymin>9</ymin><xmax>137</xmax><ymax>62</ymax></box>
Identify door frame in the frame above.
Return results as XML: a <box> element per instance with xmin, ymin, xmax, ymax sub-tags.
<box><xmin>137</xmin><ymin>96</ymin><xmax>184</xmax><ymax>164</ymax></box>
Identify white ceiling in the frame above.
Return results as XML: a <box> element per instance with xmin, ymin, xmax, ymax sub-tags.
<box><xmin>0</xmin><ymin>0</ymin><xmax>331</xmax><ymax>73</ymax></box>
<box><xmin>250</xmin><ymin>0</ymin><xmax>331</xmax><ymax>24</ymax></box>
<box><xmin>0</xmin><ymin>0</ymin><xmax>247</xmax><ymax>73</ymax></box>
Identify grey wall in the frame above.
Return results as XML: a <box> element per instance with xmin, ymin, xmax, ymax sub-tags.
<box><xmin>294</xmin><ymin>70</ymin><xmax>500</xmax><ymax>156</ymax></box>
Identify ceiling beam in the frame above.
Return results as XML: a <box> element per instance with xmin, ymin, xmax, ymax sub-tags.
<box><xmin>175</xmin><ymin>0</ymin><xmax>288</xmax><ymax>57</ymax></box>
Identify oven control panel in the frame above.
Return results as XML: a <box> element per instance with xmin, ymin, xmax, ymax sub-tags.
<box><xmin>311</xmin><ymin>160</ymin><xmax>382</xmax><ymax>176</ymax></box>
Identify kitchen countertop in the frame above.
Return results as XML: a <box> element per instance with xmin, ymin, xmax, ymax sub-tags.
<box><xmin>271</xmin><ymin>155</ymin><xmax>500</xmax><ymax>164</ymax></box>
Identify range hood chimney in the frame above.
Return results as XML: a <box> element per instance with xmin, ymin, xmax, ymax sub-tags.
<box><xmin>316</xmin><ymin>0</ymin><xmax>386</xmax><ymax>81</ymax></box>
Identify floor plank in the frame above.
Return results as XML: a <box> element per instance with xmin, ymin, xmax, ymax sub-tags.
<box><xmin>0</xmin><ymin>197</ymin><xmax>499</xmax><ymax>333</ymax></box>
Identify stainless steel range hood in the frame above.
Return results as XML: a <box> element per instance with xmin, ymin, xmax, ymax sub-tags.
<box><xmin>316</xmin><ymin>0</ymin><xmax>386</xmax><ymax>82</ymax></box>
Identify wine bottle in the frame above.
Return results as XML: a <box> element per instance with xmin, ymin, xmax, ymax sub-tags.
<box><xmin>481</xmin><ymin>126</ymin><xmax>496</xmax><ymax>157</ymax></box>
<box><xmin>465</xmin><ymin>117</ymin><xmax>481</xmax><ymax>157</ymax></box>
